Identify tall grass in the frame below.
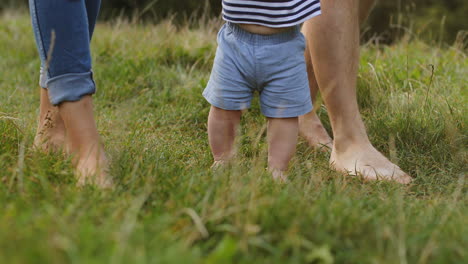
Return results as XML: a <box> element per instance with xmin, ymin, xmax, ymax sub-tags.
<box><xmin>0</xmin><ymin>11</ymin><xmax>466</xmax><ymax>264</ymax></box>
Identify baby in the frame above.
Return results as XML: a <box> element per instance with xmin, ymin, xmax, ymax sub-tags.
<box><xmin>203</xmin><ymin>0</ymin><xmax>321</xmax><ymax>180</ymax></box>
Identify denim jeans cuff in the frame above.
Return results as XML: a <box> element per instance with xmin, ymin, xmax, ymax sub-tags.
<box><xmin>47</xmin><ymin>72</ymin><xmax>96</xmax><ymax>105</ymax></box>
<box><xmin>39</xmin><ymin>67</ymin><xmax>47</xmax><ymax>88</ymax></box>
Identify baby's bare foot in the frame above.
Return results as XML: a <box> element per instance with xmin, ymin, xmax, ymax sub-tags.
<box><xmin>299</xmin><ymin>111</ymin><xmax>333</xmax><ymax>152</ymax></box>
<box><xmin>34</xmin><ymin>108</ymin><xmax>66</xmax><ymax>152</ymax></box>
<box><xmin>330</xmin><ymin>143</ymin><xmax>412</xmax><ymax>184</ymax></box>
<box><xmin>269</xmin><ymin>168</ymin><xmax>288</xmax><ymax>183</ymax></box>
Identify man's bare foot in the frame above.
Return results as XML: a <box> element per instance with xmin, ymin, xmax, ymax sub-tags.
<box><xmin>211</xmin><ymin>160</ymin><xmax>230</xmax><ymax>168</ymax></box>
<box><xmin>75</xmin><ymin>145</ymin><xmax>113</xmax><ymax>188</ymax></box>
<box><xmin>299</xmin><ymin>111</ymin><xmax>333</xmax><ymax>152</ymax></box>
<box><xmin>330</xmin><ymin>143</ymin><xmax>412</xmax><ymax>184</ymax></box>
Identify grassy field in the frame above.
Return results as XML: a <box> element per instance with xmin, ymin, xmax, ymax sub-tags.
<box><xmin>0</xmin><ymin>11</ymin><xmax>467</xmax><ymax>264</ymax></box>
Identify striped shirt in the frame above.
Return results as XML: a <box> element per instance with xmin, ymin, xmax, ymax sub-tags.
<box><xmin>222</xmin><ymin>0</ymin><xmax>321</xmax><ymax>28</ymax></box>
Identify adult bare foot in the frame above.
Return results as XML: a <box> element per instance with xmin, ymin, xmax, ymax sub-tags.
<box><xmin>330</xmin><ymin>143</ymin><xmax>412</xmax><ymax>184</ymax></box>
<box><xmin>33</xmin><ymin>89</ymin><xmax>66</xmax><ymax>152</ymax></box>
<box><xmin>299</xmin><ymin>111</ymin><xmax>333</xmax><ymax>152</ymax></box>
<box><xmin>59</xmin><ymin>96</ymin><xmax>113</xmax><ymax>189</ymax></box>
<box><xmin>211</xmin><ymin>160</ymin><xmax>229</xmax><ymax>170</ymax></box>
<box><xmin>75</xmin><ymin>145</ymin><xmax>113</xmax><ymax>188</ymax></box>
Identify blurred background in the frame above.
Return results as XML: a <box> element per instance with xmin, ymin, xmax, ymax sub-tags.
<box><xmin>2</xmin><ymin>0</ymin><xmax>467</xmax><ymax>45</ymax></box>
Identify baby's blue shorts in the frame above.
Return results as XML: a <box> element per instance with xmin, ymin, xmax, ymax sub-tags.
<box><xmin>203</xmin><ymin>23</ymin><xmax>312</xmax><ymax>118</ymax></box>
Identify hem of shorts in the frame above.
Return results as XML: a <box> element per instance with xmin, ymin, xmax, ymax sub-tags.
<box><xmin>261</xmin><ymin>104</ymin><xmax>313</xmax><ymax>118</ymax></box>
<box><xmin>47</xmin><ymin>72</ymin><xmax>96</xmax><ymax>106</ymax></box>
<box><xmin>203</xmin><ymin>90</ymin><xmax>250</xmax><ymax>111</ymax></box>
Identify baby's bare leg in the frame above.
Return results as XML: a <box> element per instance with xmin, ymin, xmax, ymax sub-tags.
<box><xmin>267</xmin><ymin>117</ymin><xmax>298</xmax><ymax>180</ymax></box>
<box><xmin>208</xmin><ymin>106</ymin><xmax>241</xmax><ymax>163</ymax></box>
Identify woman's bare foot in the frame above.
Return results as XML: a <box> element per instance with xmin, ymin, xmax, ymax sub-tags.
<box><xmin>330</xmin><ymin>143</ymin><xmax>412</xmax><ymax>184</ymax></box>
<box><xmin>33</xmin><ymin>91</ymin><xmax>111</xmax><ymax>188</ymax></box>
<box><xmin>59</xmin><ymin>96</ymin><xmax>113</xmax><ymax>189</ymax></box>
<box><xmin>33</xmin><ymin>89</ymin><xmax>66</xmax><ymax>152</ymax></box>
<box><xmin>75</xmin><ymin>145</ymin><xmax>113</xmax><ymax>188</ymax></box>
<box><xmin>299</xmin><ymin>111</ymin><xmax>333</xmax><ymax>152</ymax></box>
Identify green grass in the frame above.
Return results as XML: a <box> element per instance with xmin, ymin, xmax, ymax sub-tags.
<box><xmin>0</xmin><ymin>11</ymin><xmax>467</xmax><ymax>264</ymax></box>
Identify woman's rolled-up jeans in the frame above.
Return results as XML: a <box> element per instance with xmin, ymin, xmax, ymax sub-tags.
<box><xmin>29</xmin><ymin>0</ymin><xmax>101</xmax><ymax>105</ymax></box>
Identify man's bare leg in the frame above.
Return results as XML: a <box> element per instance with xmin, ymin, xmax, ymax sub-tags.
<box><xmin>298</xmin><ymin>43</ymin><xmax>333</xmax><ymax>152</ymax></box>
<box><xmin>359</xmin><ymin>0</ymin><xmax>376</xmax><ymax>26</ymax></box>
<box><xmin>302</xmin><ymin>0</ymin><xmax>411</xmax><ymax>184</ymax></box>
<box><xmin>59</xmin><ymin>95</ymin><xmax>113</xmax><ymax>188</ymax></box>
<box><xmin>299</xmin><ymin>0</ymin><xmax>376</xmax><ymax>152</ymax></box>
<box><xmin>34</xmin><ymin>88</ymin><xmax>66</xmax><ymax>152</ymax></box>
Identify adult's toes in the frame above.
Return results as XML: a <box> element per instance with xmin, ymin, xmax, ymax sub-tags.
<box><xmin>395</xmin><ymin>171</ymin><xmax>412</xmax><ymax>185</ymax></box>
<box><xmin>359</xmin><ymin>165</ymin><xmax>412</xmax><ymax>185</ymax></box>
<box><xmin>96</xmin><ymin>177</ymin><xmax>114</xmax><ymax>189</ymax></box>
<box><xmin>362</xmin><ymin>166</ymin><xmax>392</xmax><ymax>182</ymax></box>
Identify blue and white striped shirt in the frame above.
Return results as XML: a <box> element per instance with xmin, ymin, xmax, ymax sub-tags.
<box><xmin>222</xmin><ymin>0</ymin><xmax>321</xmax><ymax>28</ymax></box>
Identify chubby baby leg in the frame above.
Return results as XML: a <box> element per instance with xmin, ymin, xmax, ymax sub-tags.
<box><xmin>267</xmin><ymin>117</ymin><xmax>299</xmax><ymax>181</ymax></box>
<box><xmin>208</xmin><ymin>106</ymin><xmax>242</xmax><ymax>164</ymax></box>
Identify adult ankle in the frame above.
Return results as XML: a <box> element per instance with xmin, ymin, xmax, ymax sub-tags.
<box><xmin>332</xmin><ymin>134</ymin><xmax>371</xmax><ymax>154</ymax></box>
<box><xmin>331</xmin><ymin>118</ymin><xmax>370</xmax><ymax>153</ymax></box>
